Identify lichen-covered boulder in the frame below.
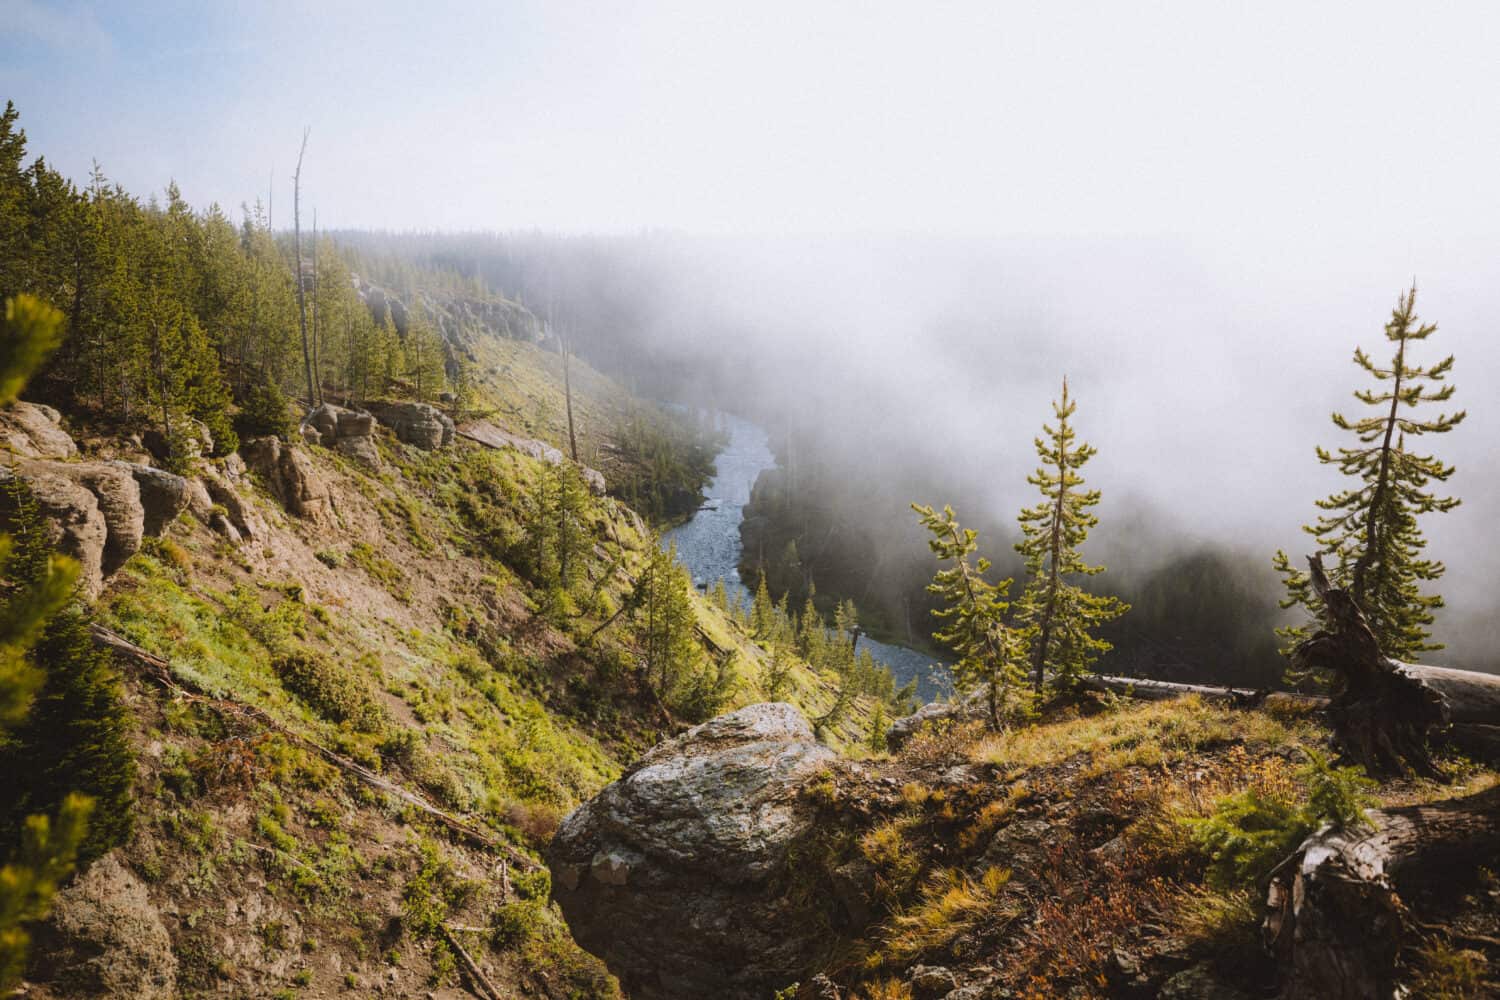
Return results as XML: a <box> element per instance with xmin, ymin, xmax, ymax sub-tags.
<box><xmin>29</xmin><ymin>854</ymin><xmax>177</xmax><ymax>999</ymax></box>
<box><xmin>549</xmin><ymin>703</ymin><xmax>841</xmax><ymax>1000</ymax></box>
<box><xmin>366</xmin><ymin>400</ymin><xmax>453</xmax><ymax>451</ymax></box>
<box><xmin>241</xmin><ymin>437</ymin><xmax>334</xmax><ymax>524</ymax></box>
<box><xmin>0</xmin><ymin>400</ymin><xmax>76</xmax><ymax>459</ymax></box>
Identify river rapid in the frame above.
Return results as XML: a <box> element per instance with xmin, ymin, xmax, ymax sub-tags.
<box><xmin>664</xmin><ymin>411</ymin><xmax>949</xmax><ymax>702</ymax></box>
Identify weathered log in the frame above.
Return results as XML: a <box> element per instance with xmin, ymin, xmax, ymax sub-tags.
<box><xmin>1292</xmin><ymin>555</ymin><xmax>1448</xmax><ymax>777</ymax></box>
<box><xmin>1265</xmin><ymin>782</ymin><xmax>1500</xmax><ymax>999</ymax></box>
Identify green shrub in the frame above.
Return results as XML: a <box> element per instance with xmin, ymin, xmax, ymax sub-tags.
<box><xmin>273</xmin><ymin>649</ymin><xmax>384</xmax><ymax>731</ymax></box>
<box><xmin>1190</xmin><ymin>751</ymin><xmax>1376</xmax><ymax>888</ymax></box>
<box><xmin>235</xmin><ymin>378</ymin><xmax>295</xmax><ymax>441</ymax></box>
<box><xmin>490</xmin><ymin>898</ymin><xmax>547</xmax><ymax>949</ymax></box>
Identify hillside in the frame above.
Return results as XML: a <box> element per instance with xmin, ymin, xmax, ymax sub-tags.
<box><xmin>2</xmin><ymin>314</ymin><xmax>897</xmax><ymax>999</ymax></box>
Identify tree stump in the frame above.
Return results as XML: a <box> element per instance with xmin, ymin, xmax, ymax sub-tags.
<box><xmin>1292</xmin><ymin>555</ymin><xmax>1448</xmax><ymax>778</ymax></box>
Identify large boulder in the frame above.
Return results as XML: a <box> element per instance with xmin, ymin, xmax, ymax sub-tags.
<box><xmin>0</xmin><ymin>458</ymin><xmax>190</xmax><ymax>594</ymax></box>
<box><xmin>302</xmin><ymin>403</ymin><xmax>380</xmax><ymax>469</ymax></box>
<box><xmin>0</xmin><ymin>401</ymin><xmax>76</xmax><ymax>459</ymax></box>
<box><xmin>49</xmin><ymin>463</ymin><xmax>143</xmax><ymax>575</ymax></box>
<box><xmin>241</xmin><ymin>437</ymin><xmax>334</xmax><ymax>524</ymax></box>
<box><xmin>0</xmin><ymin>464</ymin><xmax>108</xmax><ymax>596</ymax></box>
<box><xmin>549</xmin><ymin>703</ymin><xmax>842</xmax><ymax>1000</ymax></box>
<box><xmin>29</xmin><ymin>854</ymin><xmax>177</xmax><ymax>999</ymax></box>
<box><xmin>366</xmin><ymin>400</ymin><xmax>453</xmax><ymax>451</ymax></box>
<box><xmin>115</xmin><ymin>463</ymin><xmax>189</xmax><ymax>536</ymax></box>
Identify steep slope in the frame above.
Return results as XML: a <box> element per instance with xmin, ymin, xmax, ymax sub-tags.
<box><xmin>13</xmin><ymin>335</ymin><xmax>886</xmax><ymax>999</ymax></box>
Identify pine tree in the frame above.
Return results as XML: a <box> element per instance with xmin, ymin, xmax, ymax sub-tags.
<box><xmin>1273</xmin><ymin>287</ymin><xmax>1465</xmax><ymax>665</ymax></box>
<box><xmin>632</xmin><ymin>542</ymin><xmax>704</xmax><ymax>712</ymax></box>
<box><xmin>1013</xmin><ymin>378</ymin><xmax>1127</xmax><ymax>693</ymax></box>
<box><xmin>0</xmin><ymin>295</ymin><xmax>93</xmax><ymax>990</ymax></box>
<box><xmin>911</xmin><ymin>502</ymin><xmax>1022</xmax><ymax>728</ymax></box>
<box><xmin>751</xmin><ymin>572</ymin><xmax>775</xmax><ymax>639</ymax></box>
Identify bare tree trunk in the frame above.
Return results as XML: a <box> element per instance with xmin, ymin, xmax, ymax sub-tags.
<box><xmin>310</xmin><ymin>209</ymin><xmax>321</xmax><ymax>405</ymax></box>
<box><xmin>292</xmin><ymin>128</ymin><xmax>314</xmax><ymax>407</ymax></box>
<box><xmin>562</xmin><ymin>323</ymin><xmax>579</xmax><ymax>463</ymax></box>
<box><xmin>1293</xmin><ymin>554</ymin><xmax>1447</xmax><ymax>777</ymax></box>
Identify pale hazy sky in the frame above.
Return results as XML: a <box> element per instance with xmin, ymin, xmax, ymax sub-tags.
<box><xmin>5</xmin><ymin>0</ymin><xmax>1500</xmax><ymax>237</ymax></box>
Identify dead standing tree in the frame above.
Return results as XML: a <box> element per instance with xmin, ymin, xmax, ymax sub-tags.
<box><xmin>292</xmin><ymin>128</ymin><xmax>316</xmax><ymax>406</ymax></box>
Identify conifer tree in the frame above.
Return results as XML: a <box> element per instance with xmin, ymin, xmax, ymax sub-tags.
<box><xmin>0</xmin><ymin>295</ymin><xmax>93</xmax><ymax>990</ymax></box>
<box><xmin>911</xmin><ymin>502</ymin><xmax>1021</xmax><ymax>728</ymax></box>
<box><xmin>751</xmin><ymin>572</ymin><xmax>775</xmax><ymax>639</ymax></box>
<box><xmin>1013</xmin><ymin>378</ymin><xmax>1127</xmax><ymax>693</ymax></box>
<box><xmin>632</xmin><ymin>542</ymin><xmax>704</xmax><ymax>713</ymax></box>
<box><xmin>1273</xmin><ymin>287</ymin><xmax>1464</xmax><ymax>664</ymax></box>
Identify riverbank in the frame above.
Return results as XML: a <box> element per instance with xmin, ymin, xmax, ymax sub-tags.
<box><xmin>665</xmin><ymin>410</ymin><xmax>951</xmax><ymax>701</ymax></box>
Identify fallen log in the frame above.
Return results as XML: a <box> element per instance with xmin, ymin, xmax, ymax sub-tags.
<box><xmin>1264</xmin><ymin>782</ymin><xmax>1500</xmax><ymax>999</ymax></box>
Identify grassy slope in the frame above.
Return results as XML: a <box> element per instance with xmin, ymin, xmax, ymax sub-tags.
<box><xmin>794</xmin><ymin>695</ymin><xmax>1499</xmax><ymax>1000</ymax></box>
<box><xmin>50</xmin><ymin>334</ymin><xmax>879</xmax><ymax>999</ymax></box>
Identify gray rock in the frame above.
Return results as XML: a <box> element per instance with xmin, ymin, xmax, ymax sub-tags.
<box><xmin>203</xmin><ymin>474</ymin><xmax>265</xmax><ymax>542</ymax></box>
<box><xmin>0</xmin><ymin>464</ymin><xmax>108</xmax><ymax>596</ymax></box>
<box><xmin>30</xmin><ymin>854</ymin><xmax>177</xmax><ymax>998</ymax></box>
<box><xmin>241</xmin><ymin>437</ymin><xmax>334</xmax><ymax>523</ymax></box>
<box><xmin>366</xmin><ymin>400</ymin><xmax>453</xmax><ymax>450</ymax></box>
<box><xmin>336</xmin><ymin>434</ymin><xmax>381</xmax><ymax>469</ymax></box>
<box><xmin>909</xmin><ymin>966</ymin><xmax>958</xmax><ymax>999</ymax></box>
<box><xmin>0</xmin><ymin>400</ymin><xmax>76</xmax><ymax>458</ymax></box>
<box><xmin>983</xmin><ymin>817</ymin><xmax>1055</xmax><ymax>890</ymax></box>
<box><xmin>183</xmin><ymin>478</ymin><xmax>214</xmax><ymax>522</ymax></box>
<box><xmin>59</xmin><ymin>463</ymin><xmax>144</xmax><ymax>574</ymax></box>
<box><xmin>116</xmin><ymin>463</ymin><xmax>189</xmax><ymax>536</ymax></box>
<box><xmin>549</xmin><ymin>703</ymin><xmax>842</xmax><ymax>1000</ymax></box>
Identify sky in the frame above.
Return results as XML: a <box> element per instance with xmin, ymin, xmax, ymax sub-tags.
<box><xmin>6</xmin><ymin>1</ymin><xmax>1500</xmax><ymax>237</ymax></box>
<box><xmin>5</xmin><ymin>0</ymin><xmax>1499</xmax><ymax>664</ymax></box>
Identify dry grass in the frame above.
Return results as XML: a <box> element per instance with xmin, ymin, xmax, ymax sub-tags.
<box><xmin>876</xmin><ymin>866</ymin><xmax>1015</xmax><ymax>965</ymax></box>
<box><xmin>970</xmin><ymin>696</ymin><xmax>1318</xmax><ymax>778</ymax></box>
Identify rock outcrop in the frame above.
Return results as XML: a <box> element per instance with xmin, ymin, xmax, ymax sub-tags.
<box><xmin>0</xmin><ymin>401</ymin><xmax>76</xmax><ymax>459</ymax></box>
<box><xmin>0</xmin><ymin>457</ymin><xmax>189</xmax><ymax>595</ymax></box>
<box><xmin>301</xmin><ymin>403</ymin><xmax>380</xmax><ymax>469</ymax></box>
<box><xmin>29</xmin><ymin>854</ymin><xmax>177</xmax><ymax>999</ymax></box>
<box><xmin>549</xmin><ymin>703</ymin><xmax>841</xmax><ymax>1000</ymax></box>
<box><xmin>458</xmin><ymin>420</ymin><xmax>607</xmax><ymax>495</ymax></box>
<box><xmin>241</xmin><ymin>437</ymin><xmax>334</xmax><ymax>524</ymax></box>
<box><xmin>0</xmin><ymin>462</ymin><xmax>107</xmax><ymax>594</ymax></box>
<box><xmin>365</xmin><ymin>401</ymin><xmax>453</xmax><ymax>451</ymax></box>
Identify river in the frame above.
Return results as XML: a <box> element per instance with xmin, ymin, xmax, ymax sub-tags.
<box><xmin>664</xmin><ymin>411</ymin><xmax>950</xmax><ymax>702</ymax></box>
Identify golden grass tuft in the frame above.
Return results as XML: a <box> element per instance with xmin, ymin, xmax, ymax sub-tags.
<box><xmin>876</xmin><ymin>866</ymin><xmax>1015</xmax><ymax>965</ymax></box>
